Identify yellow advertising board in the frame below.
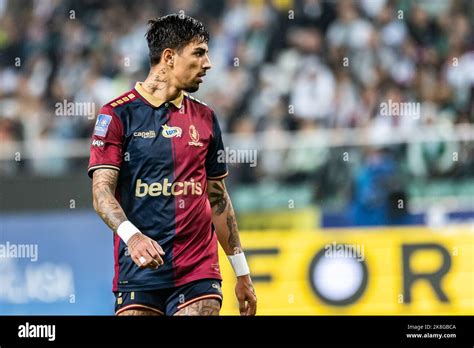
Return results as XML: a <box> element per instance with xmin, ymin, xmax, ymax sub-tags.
<box><xmin>239</xmin><ymin>208</ymin><xmax>319</xmax><ymax>230</ymax></box>
<box><xmin>219</xmin><ymin>226</ymin><xmax>474</xmax><ymax>315</ymax></box>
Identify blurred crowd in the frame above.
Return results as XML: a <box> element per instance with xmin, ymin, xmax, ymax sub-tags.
<box><xmin>0</xmin><ymin>0</ymin><xmax>473</xmax><ymax>180</ymax></box>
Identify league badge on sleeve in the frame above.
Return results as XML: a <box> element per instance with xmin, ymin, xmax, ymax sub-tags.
<box><xmin>94</xmin><ymin>114</ymin><xmax>113</xmax><ymax>137</ymax></box>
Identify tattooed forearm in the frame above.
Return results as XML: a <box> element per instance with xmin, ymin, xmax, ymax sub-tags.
<box><xmin>208</xmin><ymin>179</ymin><xmax>243</xmax><ymax>255</ymax></box>
<box><xmin>208</xmin><ymin>182</ymin><xmax>227</xmax><ymax>215</ymax></box>
<box><xmin>226</xmin><ymin>213</ymin><xmax>242</xmax><ymax>254</ymax></box>
<box><xmin>92</xmin><ymin>169</ymin><xmax>127</xmax><ymax>232</ymax></box>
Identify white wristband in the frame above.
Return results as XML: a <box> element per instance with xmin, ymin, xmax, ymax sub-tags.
<box><xmin>227</xmin><ymin>253</ymin><xmax>250</xmax><ymax>277</ymax></box>
<box><xmin>117</xmin><ymin>221</ymin><xmax>141</xmax><ymax>244</ymax></box>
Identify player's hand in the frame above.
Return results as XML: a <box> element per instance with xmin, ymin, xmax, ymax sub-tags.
<box><xmin>127</xmin><ymin>232</ymin><xmax>165</xmax><ymax>270</ymax></box>
<box><xmin>235</xmin><ymin>274</ymin><xmax>257</xmax><ymax>316</ymax></box>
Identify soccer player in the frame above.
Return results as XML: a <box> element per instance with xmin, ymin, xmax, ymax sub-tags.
<box><xmin>88</xmin><ymin>14</ymin><xmax>256</xmax><ymax>316</ymax></box>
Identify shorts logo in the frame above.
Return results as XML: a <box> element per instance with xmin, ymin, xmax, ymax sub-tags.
<box><xmin>91</xmin><ymin>139</ymin><xmax>104</xmax><ymax>147</ymax></box>
<box><xmin>94</xmin><ymin>114</ymin><xmax>112</xmax><ymax>137</ymax></box>
<box><xmin>212</xmin><ymin>283</ymin><xmax>222</xmax><ymax>294</ymax></box>
<box><xmin>162</xmin><ymin>124</ymin><xmax>182</xmax><ymax>138</ymax></box>
<box><xmin>133</xmin><ymin>130</ymin><xmax>156</xmax><ymax>139</ymax></box>
<box><xmin>188</xmin><ymin>125</ymin><xmax>203</xmax><ymax>147</ymax></box>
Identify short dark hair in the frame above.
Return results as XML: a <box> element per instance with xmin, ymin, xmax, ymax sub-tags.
<box><xmin>145</xmin><ymin>14</ymin><xmax>209</xmax><ymax>66</ymax></box>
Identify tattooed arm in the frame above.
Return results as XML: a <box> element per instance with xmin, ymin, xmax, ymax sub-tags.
<box><xmin>92</xmin><ymin>168</ymin><xmax>126</xmax><ymax>231</ymax></box>
<box><xmin>92</xmin><ymin>169</ymin><xmax>164</xmax><ymax>269</ymax></box>
<box><xmin>207</xmin><ymin>179</ymin><xmax>243</xmax><ymax>255</ymax></box>
<box><xmin>207</xmin><ymin>179</ymin><xmax>257</xmax><ymax>316</ymax></box>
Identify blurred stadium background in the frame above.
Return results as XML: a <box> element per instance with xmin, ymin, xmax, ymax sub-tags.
<box><xmin>0</xmin><ymin>0</ymin><xmax>473</xmax><ymax>315</ymax></box>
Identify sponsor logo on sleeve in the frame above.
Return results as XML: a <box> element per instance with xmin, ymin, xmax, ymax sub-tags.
<box><xmin>91</xmin><ymin>139</ymin><xmax>104</xmax><ymax>147</ymax></box>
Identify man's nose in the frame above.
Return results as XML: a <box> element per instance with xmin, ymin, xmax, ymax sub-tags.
<box><xmin>203</xmin><ymin>54</ymin><xmax>212</xmax><ymax>70</ymax></box>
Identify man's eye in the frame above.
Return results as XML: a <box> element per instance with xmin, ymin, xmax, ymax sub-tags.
<box><xmin>195</xmin><ymin>52</ymin><xmax>204</xmax><ymax>56</ymax></box>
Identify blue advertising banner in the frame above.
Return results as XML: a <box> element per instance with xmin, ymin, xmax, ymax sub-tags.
<box><xmin>0</xmin><ymin>210</ymin><xmax>115</xmax><ymax>315</ymax></box>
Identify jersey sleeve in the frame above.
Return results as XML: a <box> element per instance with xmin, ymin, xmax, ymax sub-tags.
<box><xmin>205</xmin><ymin>112</ymin><xmax>228</xmax><ymax>180</ymax></box>
<box><xmin>88</xmin><ymin>105</ymin><xmax>124</xmax><ymax>178</ymax></box>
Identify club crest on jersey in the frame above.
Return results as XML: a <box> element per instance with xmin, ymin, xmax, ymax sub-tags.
<box><xmin>188</xmin><ymin>125</ymin><xmax>203</xmax><ymax>147</ymax></box>
<box><xmin>94</xmin><ymin>114</ymin><xmax>112</xmax><ymax>137</ymax></box>
<box><xmin>161</xmin><ymin>124</ymin><xmax>182</xmax><ymax>138</ymax></box>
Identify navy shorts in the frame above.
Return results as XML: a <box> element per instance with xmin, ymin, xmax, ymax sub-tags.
<box><xmin>114</xmin><ymin>278</ymin><xmax>223</xmax><ymax>316</ymax></box>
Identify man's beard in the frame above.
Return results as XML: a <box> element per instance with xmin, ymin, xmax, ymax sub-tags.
<box><xmin>184</xmin><ymin>86</ymin><xmax>199</xmax><ymax>93</ymax></box>
<box><xmin>183</xmin><ymin>83</ymin><xmax>200</xmax><ymax>93</ymax></box>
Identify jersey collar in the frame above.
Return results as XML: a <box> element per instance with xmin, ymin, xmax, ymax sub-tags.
<box><xmin>134</xmin><ymin>82</ymin><xmax>183</xmax><ymax>109</ymax></box>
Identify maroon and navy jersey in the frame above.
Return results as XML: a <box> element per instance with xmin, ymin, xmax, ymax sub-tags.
<box><xmin>88</xmin><ymin>82</ymin><xmax>228</xmax><ymax>292</ymax></box>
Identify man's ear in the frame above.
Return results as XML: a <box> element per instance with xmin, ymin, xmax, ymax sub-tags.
<box><xmin>162</xmin><ymin>48</ymin><xmax>174</xmax><ymax>67</ymax></box>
